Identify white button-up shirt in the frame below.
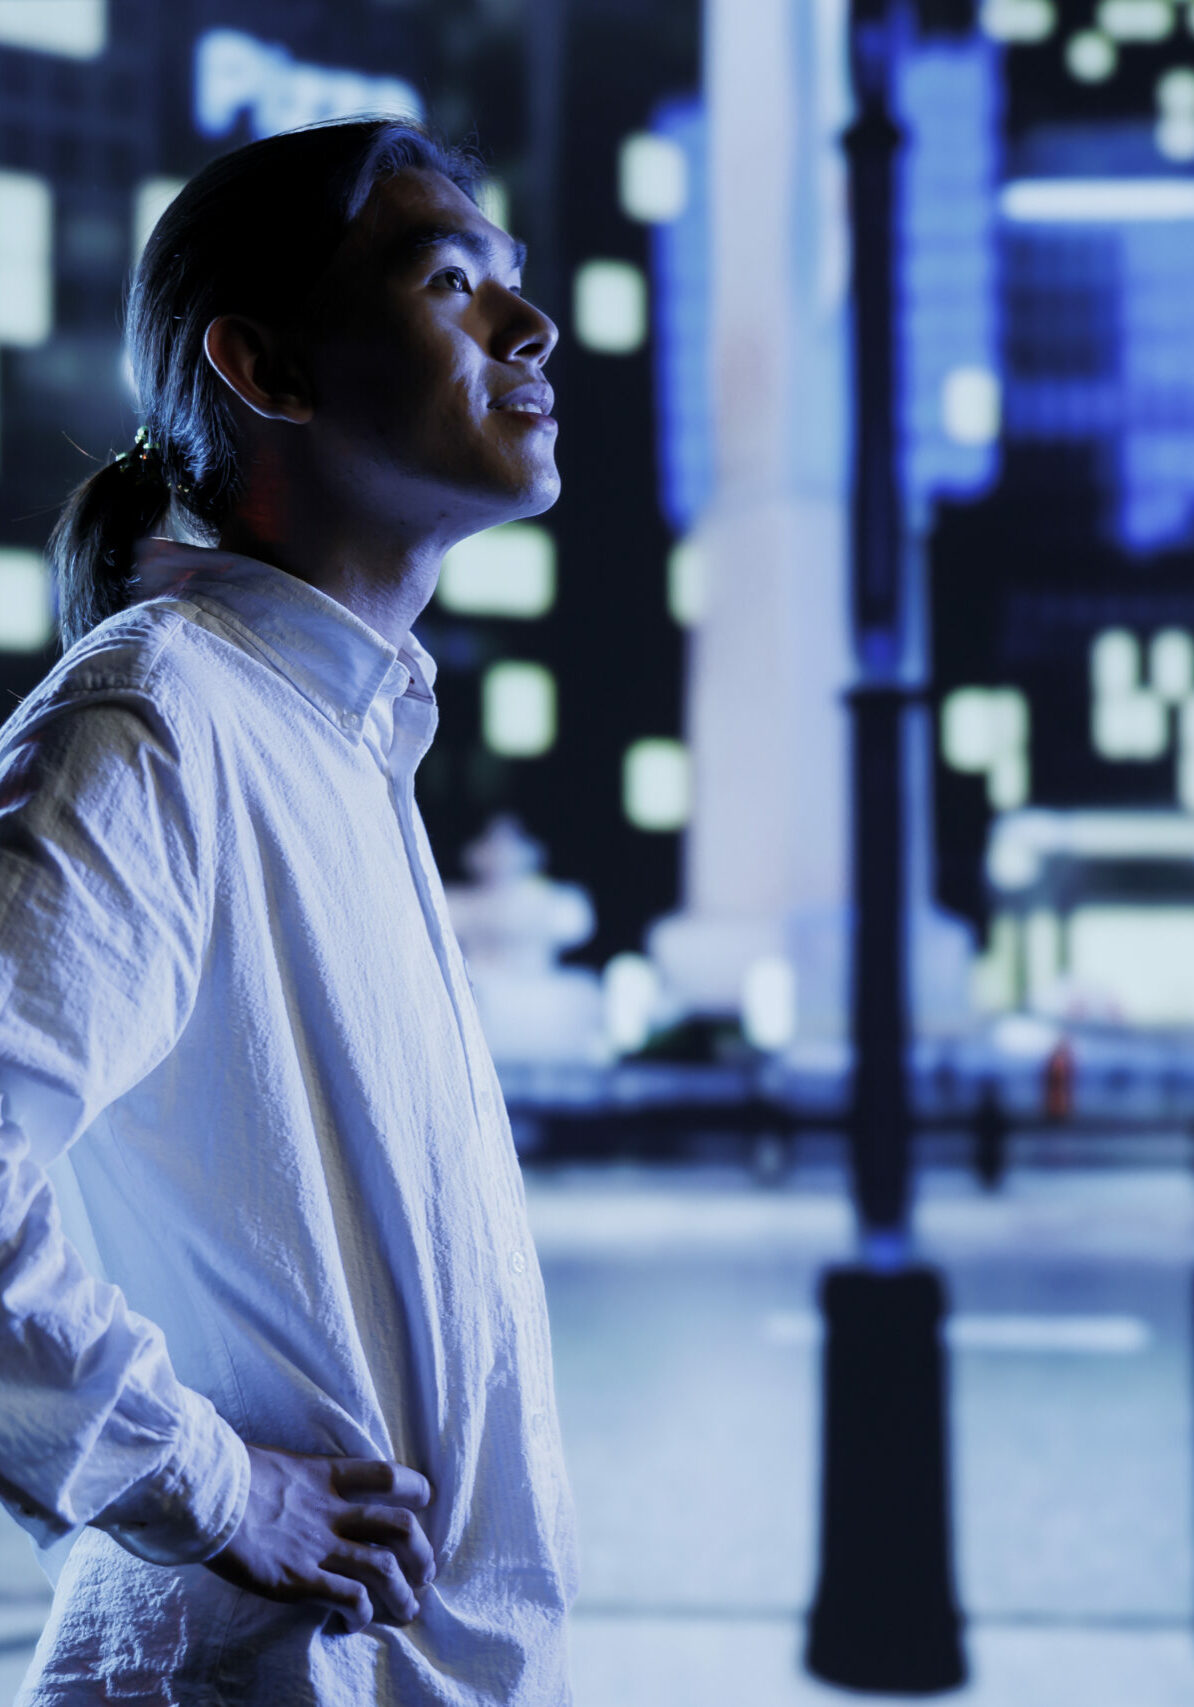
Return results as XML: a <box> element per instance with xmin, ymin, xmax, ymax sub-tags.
<box><xmin>0</xmin><ymin>540</ymin><xmax>577</xmax><ymax>1705</ymax></box>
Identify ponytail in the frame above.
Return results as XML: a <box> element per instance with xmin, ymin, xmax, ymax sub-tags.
<box><xmin>48</xmin><ymin>440</ymin><xmax>173</xmax><ymax>652</ymax></box>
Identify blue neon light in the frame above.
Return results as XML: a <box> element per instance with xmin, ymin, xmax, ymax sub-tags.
<box><xmin>649</xmin><ymin>96</ymin><xmax>712</xmax><ymax>536</ymax></box>
<box><xmin>194</xmin><ymin>29</ymin><xmax>422</xmax><ymax>142</ymax></box>
<box><xmin>997</xmin><ymin>125</ymin><xmax>1194</xmax><ymax>556</ymax></box>
<box><xmin>1119</xmin><ymin>219</ymin><xmax>1194</xmax><ymax>551</ymax></box>
<box><xmin>895</xmin><ymin>33</ymin><xmax>1004</xmax><ymax>513</ymax></box>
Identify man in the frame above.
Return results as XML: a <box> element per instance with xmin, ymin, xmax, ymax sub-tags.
<box><xmin>0</xmin><ymin>120</ymin><xmax>577</xmax><ymax>1703</ymax></box>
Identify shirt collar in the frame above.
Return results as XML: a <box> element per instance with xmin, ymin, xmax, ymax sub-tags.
<box><xmin>131</xmin><ymin>539</ymin><xmax>437</xmax><ymax>742</ymax></box>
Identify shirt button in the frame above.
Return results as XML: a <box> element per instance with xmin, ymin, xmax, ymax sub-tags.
<box><xmin>530</xmin><ymin>1408</ymin><xmax>547</xmax><ymax>1433</ymax></box>
<box><xmin>509</xmin><ymin>1249</ymin><xmax>527</xmax><ymax>1275</ymax></box>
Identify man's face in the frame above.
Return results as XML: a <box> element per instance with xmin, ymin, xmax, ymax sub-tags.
<box><xmin>306</xmin><ymin>167</ymin><xmax>560</xmax><ymax>541</ymax></box>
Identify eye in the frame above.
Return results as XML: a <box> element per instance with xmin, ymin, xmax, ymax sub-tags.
<box><xmin>436</xmin><ymin>266</ymin><xmax>471</xmax><ymax>293</ymax></box>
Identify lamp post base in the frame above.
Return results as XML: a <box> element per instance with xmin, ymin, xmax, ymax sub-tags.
<box><xmin>804</xmin><ymin>1264</ymin><xmax>966</xmax><ymax>1695</ymax></box>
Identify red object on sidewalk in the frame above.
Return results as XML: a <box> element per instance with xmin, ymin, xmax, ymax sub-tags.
<box><xmin>1044</xmin><ymin>1037</ymin><xmax>1075</xmax><ymax>1122</ymax></box>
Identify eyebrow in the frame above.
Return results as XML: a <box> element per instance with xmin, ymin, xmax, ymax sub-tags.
<box><xmin>390</xmin><ymin>221</ymin><xmax>528</xmax><ymax>278</ymax></box>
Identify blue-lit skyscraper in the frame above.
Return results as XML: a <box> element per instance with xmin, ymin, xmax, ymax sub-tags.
<box><xmin>896</xmin><ymin>27</ymin><xmax>1004</xmax><ymax>516</ymax></box>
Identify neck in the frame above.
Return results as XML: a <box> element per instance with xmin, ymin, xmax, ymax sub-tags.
<box><xmin>219</xmin><ymin>513</ymin><xmax>443</xmax><ymax>654</ymax></box>
<box><xmin>217</xmin><ymin>438</ymin><xmax>453</xmax><ymax>653</ymax></box>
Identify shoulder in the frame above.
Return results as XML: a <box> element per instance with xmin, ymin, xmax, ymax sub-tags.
<box><xmin>0</xmin><ymin>602</ymin><xmax>212</xmax><ymax>767</ymax></box>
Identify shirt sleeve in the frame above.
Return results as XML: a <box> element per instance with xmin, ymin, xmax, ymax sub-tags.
<box><xmin>0</xmin><ymin>678</ymin><xmax>250</xmax><ymax>1566</ymax></box>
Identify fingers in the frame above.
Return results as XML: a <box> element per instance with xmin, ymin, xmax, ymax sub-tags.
<box><xmin>331</xmin><ymin>1458</ymin><xmax>433</xmax><ymax>1509</ymax></box>
<box><xmin>336</xmin><ymin>1504</ymin><xmax>436</xmax><ymax>1586</ymax></box>
<box><xmin>211</xmin><ymin>1448</ymin><xmax>439</xmax><ymax>1635</ymax></box>
<box><xmin>322</xmin><ymin>1544</ymin><xmax>420</xmax><ymax>1626</ymax></box>
<box><xmin>310</xmin><ymin>1570</ymin><xmax>375</xmax><ymax>1636</ymax></box>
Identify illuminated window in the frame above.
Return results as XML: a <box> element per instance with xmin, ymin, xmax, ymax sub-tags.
<box><xmin>1156</xmin><ymin>115</ymin><xmax>1194</xmax><ymax>159</ymax></box>
<box><xmin>1092</xmin><ymin>692</ymin><xmax>1167</xmax><ymax>759</ymax></box>
<box><xmin>1150</xmin><ymin>629</ymin><xmax>1193</xmax><ymax>701</ymax></box>
<box><xmin>1070</xmin><ymin>906</ymin><xmax>1194</xmax><ymax>1023</ymax></box>
<box><xmin>194</xmin><ymin>30</ymin><xmax>422</xmax><ymax>142</ymax></box>
<box><xmin>940</xmin><ymin>367</ymin><xmax>1001</xmax><ymax>446</ymax></box>
<box><xmin>603</xmin><ymin>953</ymin><xmax>659</xmax><ymax>1053</ymax></box>
<box><xmin>1065</xmin><ymin>31</ymin><xmax>1117</xmax><ymax>79</ymax></box>
<box><xmin>0</xmin><ymin>173</ymin><xmax>51</xmax><ymax>347</ymax></box>
<box><xmin>0</xmin><ymin>551</ymin><xmax>54</xmax><ymax>651</ymax></box>
<box><xmin>942</xmin><ymin>687</ymin><xmax>1030</xmax><ymax>809</ymax></box>
<box><xmin>1090</xmin><ymin>629</ymin><xmax>1173</xmax><ymax>759</ymax></box>
<box><xmin>942</xmin><ymin>689</ymin><xmax>994</xmax><ymax>772</ymax></box>
<box><xmin>0</xmin><ymin>0</ymin><xmax>105</xmax><ymax>56</ymax></box>
<box><xmin>1156</xmin><ymin>67</ymin><xmax>1194</xmax><ymax>157</ymax></box>
<box><xmin>481</xmin><ymin>662</ymin><xmax>556</xmax><ymax>757</ymax></box>
<box><xmin>132</xmin><ymin>177</ymin><xmax>187</xmax><ymax>265</ymax></box>
<box><xmin>573</xmin><ymin>260</ymin><xmax>647</xmax><ymax>355</ymax></box>
<box><xmin>979</xmin><ymin>0</ymin><xmax>1056</xmax><ymax>40</ymax></box>
<box><xmin>1090</xmin><ymin>629</ymin><xmax>1139</xmax><ymax>696</ymax></box>
<box><xmin>1158</xmin><ymin>66</ymin><xmax>1194</xmax><ymax>108</ymax></box>
<box><xmin>1096</xmin><ymin>0</ymin><xmax>1174</xmax><ymax>39</ymax></box>
<box><xmin>1001</xmin><ymin>178</ymin><xmax>1194</xmax><ymax>221</ymax></box>
<box><xmin>618</xmin><ymin>134</ymin><xmax>688</xmax><ymax>224</ymax></box>
<box><xmin>941</xmin><ymin>687</ymin><xmax>1025</xmax><ymax>766</ymax></box>
<box><xmin>988</xmin><ymin>750</ymin><xmax>1030</xmax><ymax>809</ymax></box>
<box><xmin>623</xmin><ymin>738</ymin><xmax>690</xmax><ymax>830</ymax></box>
<box><xmin>741</xmin><ymin>957</ymin><xmax>797</xmax><ymax>1050</ymax></box>
<box><xmin>476</xmin><ymin>178</ymin><xmax>509</xmax><ymax>233</ymax></box>
<box><xmin>1154</xmin><ymin>70</ymin><xmax>1194</xmax><ymax>159</ymax></box>
<box><xmin>438</xmin><ymin>525</ymin><xmax>555</xmax><ymax>618</ymax></box>
<box><xmin>666</xmin><ymin>538</ymin><xmax>707</xmax><ymax>626</ymax></box>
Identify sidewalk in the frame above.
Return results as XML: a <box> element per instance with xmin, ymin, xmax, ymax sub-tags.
<box><xmin>0</xmin><ymin>1159</ymin><xmax>1191</xmax><ymax>1705</ymax></box>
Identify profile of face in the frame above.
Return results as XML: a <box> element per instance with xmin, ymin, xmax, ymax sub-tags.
<box><xmin>304</xmin><ymin>166</ymin><xmax>561</xmax><ymax>544</ymax></box>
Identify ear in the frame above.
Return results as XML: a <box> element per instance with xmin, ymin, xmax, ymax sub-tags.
<box><xmin>203</xmin><ymin>315</ymin><xmax>314</xmax><ymax>424</ymax></box>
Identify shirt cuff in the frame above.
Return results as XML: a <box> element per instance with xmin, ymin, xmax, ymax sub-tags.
<box><xmin>99</xmin><ymin>1389</ymin><xmax>251</xmax><ymax>1567</ymax></box>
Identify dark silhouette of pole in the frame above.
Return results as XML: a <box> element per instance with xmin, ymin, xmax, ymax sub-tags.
<box><xmin>805</xmin><ymin>0</ymin><xmax>965</xmax><ymax>1690</ymax></box>
<box><xmin>845</xmin><ymin>0</ymin><xmax>908</xmax><ymax>1239</ymax></box>
<box><xmin>808</xmin><ymin>1266</ymin><xmax>963</xmax><ymax>1692</ymax></box>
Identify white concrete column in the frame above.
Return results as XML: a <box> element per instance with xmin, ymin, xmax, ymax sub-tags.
<box><xmin>648</xmin><ymin>0</ymin><xmax>854</xmax><ymax>1039</ymax></box>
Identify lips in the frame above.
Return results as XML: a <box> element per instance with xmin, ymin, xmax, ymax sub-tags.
<box><xmin>490</xmin><ymin>381</ymin><xmax>555</xmax><ymax>418</ymax></box>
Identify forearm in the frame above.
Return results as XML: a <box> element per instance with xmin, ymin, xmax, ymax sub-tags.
<box><xmin>0</xmin><ymin>1082</ymin><xmax>248</xmax><ymax>1564</ymax></box>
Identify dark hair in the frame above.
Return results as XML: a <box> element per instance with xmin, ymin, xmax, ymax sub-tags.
<box><xmin>50</xmin><ymin>118</ymin><xmax>480</xmax><ymax>651</ymax></box>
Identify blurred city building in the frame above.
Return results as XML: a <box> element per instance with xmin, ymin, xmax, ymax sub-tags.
<box><xmin>2</xmin><ymin>5</ymin><xmax>1194</xmax><ymax>1704</ymax></box>
<box><xmin>2</xmin><ymin>0</ymin><xmax>1194</xmax><ymax>1068</ymax></box>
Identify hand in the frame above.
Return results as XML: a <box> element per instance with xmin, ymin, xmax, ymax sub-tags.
<box><xmin>204</xmin><ymin>1444</ymin><xmax>436</xmax><ymax>1634</ymax></box>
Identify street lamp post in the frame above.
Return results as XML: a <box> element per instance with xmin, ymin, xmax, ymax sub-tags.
<box><xmin>804</xmin><ymin>0</ymin><xmax>966</xmax><ymax>1691</ymax></box>
<box><xmin>844</xmin><ymin>0</ymin><xmax>909</xmax><ymax>1244</ymax></box>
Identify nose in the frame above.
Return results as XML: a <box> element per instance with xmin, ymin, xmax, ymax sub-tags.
<box><xmin>494</xmin><ymin>292</ymin><xmax>558</xmax><ymax>366</ymax></box>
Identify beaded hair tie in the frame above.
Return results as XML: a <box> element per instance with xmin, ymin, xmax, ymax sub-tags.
<box><xmin>112</xmin><ymin>426</ymin><xmax>189</xmax><ymax>494</ymax></box>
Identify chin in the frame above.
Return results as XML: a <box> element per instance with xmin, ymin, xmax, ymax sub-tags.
<box><xmin>493</xmin><ymin>468</ymin><xmax>561</xmax><ymax>520</ymax></box>
<box><xmin>519</xmin><ymin>474</ymin><xmax>562</xmax><ymax>517</ymax></box>
<box><xmin>451</xmin><ymin>461</ymin><xmax>561</xmax><ymax>530</ymax></box>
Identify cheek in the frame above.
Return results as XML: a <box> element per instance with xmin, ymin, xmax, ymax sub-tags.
<box><xmin>312</xmin><ymin>322</ymin><xmax>488</xmax><ymax>452</ymax></box>
<box><xmin>384</xmin><ymin>348</ymin><xmax>476</xmax><ymax>425</ymax></box>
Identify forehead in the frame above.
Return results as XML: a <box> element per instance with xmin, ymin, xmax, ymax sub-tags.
<box><xmin>361</xmin><ymin>167</ymin><xmax>521</xmax><ymax>273</ymax></box>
